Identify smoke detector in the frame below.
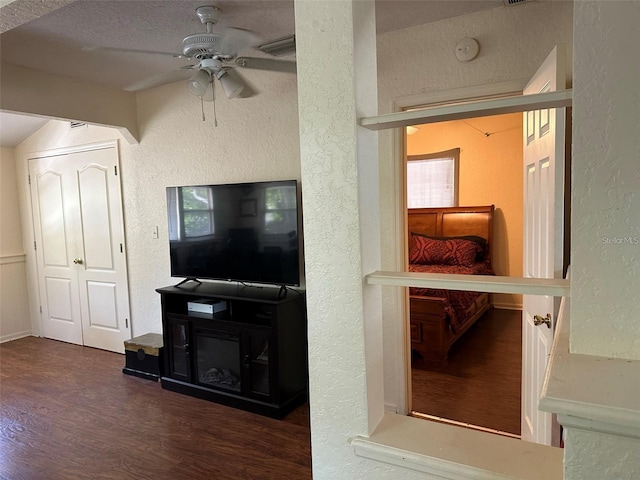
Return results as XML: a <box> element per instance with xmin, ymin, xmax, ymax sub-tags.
<box><xmin>455</xmin><ymin>38</ymin><xmax>479</xmax><ymax>62</ymax></box>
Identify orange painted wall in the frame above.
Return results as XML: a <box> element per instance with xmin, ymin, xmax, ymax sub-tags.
<box><xmin>407</xmin><ymin>113</ymin><xmax>523</xmax><ymax>309</ymax></box>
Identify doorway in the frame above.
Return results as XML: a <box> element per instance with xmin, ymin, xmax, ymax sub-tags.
<box><xmin>405</xmin><ymin>112</ymin><xmax>524</xmax><ymax>437</ymax></box>
<box><xmin>405</xmin><ymin>91</ymin><xmax>570</xmax><ymax>445</ymax></box>
<box><xmin>28</xmin><ymin>142</ymin><xmax>131</xmax><ymax>354</ymax></box>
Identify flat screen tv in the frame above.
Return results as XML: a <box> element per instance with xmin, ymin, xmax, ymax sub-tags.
<box><xmin>167</xmin><ymin>180</ymin><xmax>301</xmax><ymax>287</ymax></box>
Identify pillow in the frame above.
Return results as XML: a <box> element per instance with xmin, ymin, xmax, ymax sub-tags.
<box><xmin>409</xmin><ymin>235</ymin><xmax>482</xmax><ymax>267</ymax></box>
<box><xmin>410</xmin><ymin>232</ymin><xmax>488</xmax><ymax>261</ymax></box>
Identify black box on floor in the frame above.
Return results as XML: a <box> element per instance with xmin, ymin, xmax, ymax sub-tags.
<box><xmin>123</xmin><ymin>333</ymin><xmax>164</xmax><ymax>381</ymax></box>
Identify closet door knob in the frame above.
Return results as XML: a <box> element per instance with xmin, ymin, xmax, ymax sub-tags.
<box><xmin>533</xmin><ymin>313</ymin><xmax>551</xmax><ymax>328</ymax></box>
<box><xmin>73</xmin><ymin>258</ymin><xmax>84</xmax><ymax>265</ymax></box>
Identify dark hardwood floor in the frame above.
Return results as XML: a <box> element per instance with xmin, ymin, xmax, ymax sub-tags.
<box><xmin>411</xmin><ymin>308</ymin><xmax>522</xmax><ymax>436</ymax></box>
<box><xmin>1</xmin><ymin>310</ymin><xmax>521</xmax><ymax>478</ymax></box>
<box><xmin>0</xmin><ymin>337</ymin><xmax>311</xmax><ymax>480</ymax></box>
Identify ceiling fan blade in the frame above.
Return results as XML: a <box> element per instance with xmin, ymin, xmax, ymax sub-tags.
<box><xmin>82</xmin><ymin>46</ymin><xmax>185</xmax><ymax>58</ymax></box>
<box><xmin>234</xmin><ymin>57</ymin><xmax>296</xmax><ymax>74</ymax></box>
<box><xmin>215</xmin><ymin>27</ymin><xmax>261</xmax><ymax>57</ymax></box>
<box><xmin>124</xmin><ymin>68</ymin><xmax>192</xmax><ymax>92</ymax></box>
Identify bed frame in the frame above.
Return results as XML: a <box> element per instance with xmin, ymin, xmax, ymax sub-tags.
<box><xmin>407</xmin><ymin>205</ymin><xmax>495</xmax><ymax>364</ymax></box>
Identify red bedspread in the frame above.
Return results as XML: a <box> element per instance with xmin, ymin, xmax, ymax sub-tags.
<box><xmin>408</xmin><ymin>262</ymin><xmax>495</xmax><ymax>333</ymax></box>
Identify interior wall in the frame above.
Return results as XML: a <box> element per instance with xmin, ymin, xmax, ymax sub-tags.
<box><xmin>561</xmin><ymin>2</ymin><xmax>640</xmax><ymax>478</ymax></box>
<box><xmin>295</xmin><ymin>2</ymin><xmax>389</xmax><ymax>477</ymax></box>
<box><xmin>0</xmin><ymin>147</ymin><xmax>31</xmax><ymax>341</ymax></box>
<box><xmin>406</xmin><ymin>113</ymin><xmax>523</xmax><ymax>309</ymax></box>
<box><xmin>0</xmin><ymin>63</ymin><xmax>138</xmax><ymax>142</ymax></box>
<box><xmin>0</xmin><ymin>148</ymin><xmax>22</xmax><ymax>255</ymax></box>
<box><xmin>375</xmin><ymin>1</ymin><xmax>573</xmax><ymax>411</ymax></box>
<box><xmin>570</xmin><ymin>0</ymin><xmax>640</xmax><ymax>361</ymax></box>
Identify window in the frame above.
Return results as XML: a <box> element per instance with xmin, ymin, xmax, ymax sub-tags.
<box><xmin>264</xmin><ymin>185</ymin><xmax>297</xmax><ymax>234</ymax></box>
<box><xmin>406</xmin><ymin>148</ymin><xmax>459</xmax><ymax>208</ymax></box>
<box><xmin>167</xmin><ymin>186</ymin><xmax>215</xmax><ymax>241</ymax></box>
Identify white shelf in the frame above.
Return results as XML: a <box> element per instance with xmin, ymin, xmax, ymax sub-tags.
<box><xmin>366</xmin><ymin>271</ymin><xmax>570</xmax><ymax>297</ymax></box>
<box><xmin>359</xmin><ymin>89</ymin><xmax>572</xmax><ymax>130</ymax></box>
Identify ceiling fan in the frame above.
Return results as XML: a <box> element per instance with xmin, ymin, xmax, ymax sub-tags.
<box><xmin>93</xmin><ymin>5</ymin><xmax>296</xmax><ymax>100</ymax></box>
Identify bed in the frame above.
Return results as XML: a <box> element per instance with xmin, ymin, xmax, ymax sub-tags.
<box><xmin>407</xmin><ymin>205</ymin><xmax>495</xmax><ymax>365</ymax></box>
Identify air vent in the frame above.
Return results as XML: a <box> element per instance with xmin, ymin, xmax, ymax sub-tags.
<box><xmin>503</xmin><ymin>0</ymin><xmax>532</xmax><ymax>5</ymax></box>
<box><xmin>70</xmin><ymin>121</ymin><xmax>87</xmax><ymax>129</ymax></box>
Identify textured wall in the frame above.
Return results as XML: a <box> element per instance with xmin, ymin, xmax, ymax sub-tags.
<box><xmin>570</xmin><ymin>0</ymin><xmax>640</xmax><ymax>359</ymax></box>
<box><xmin>565</xmin><ymin>428</ymin><xmax>640</xmax><ymax>480</ymax></box>
<box><xmin>377</xmin><ymin>2</ymin><xmax>573</xmax><ymax>103</ymax></box>
<box><xmin>294</xmin><ymin>0</ymin><xmax>386</xmax><ymax>478</ymax></box>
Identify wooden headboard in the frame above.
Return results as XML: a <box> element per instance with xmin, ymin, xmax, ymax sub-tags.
<box><xmin>407</xmin><ymin>205</ymin><xmax>495</xmax><ymax>263</ymax></box>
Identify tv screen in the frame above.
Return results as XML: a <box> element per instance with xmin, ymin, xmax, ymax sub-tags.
<box><xmin>167</xmin><ymin>180</ymin><xmax>301</xmax><ymax>286</ymax></box>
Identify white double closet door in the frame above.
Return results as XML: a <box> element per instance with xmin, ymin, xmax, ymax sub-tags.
<box><xmin>29</xmin><ymin>142</ymin><xmax>131</xmax><ymax>353</ymax></box>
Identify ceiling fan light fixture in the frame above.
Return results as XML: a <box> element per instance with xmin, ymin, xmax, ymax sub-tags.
<box><xmin>187</xmin><ymin>68</ymin><xmax>210</xmax><ymax>96</ymax></box>
<box><xmin>216</xmin><ymin>69</ymin><xmax>245</xmax><ymax>99</ymax></box>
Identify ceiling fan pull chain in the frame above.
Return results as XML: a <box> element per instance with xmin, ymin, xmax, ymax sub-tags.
<box><xmin>212</xmin><ymin>80</ymin><xmax>218</xmax><ymax>127</ymax></box>
<box><xmin>200</xmin><ymin>96</ymin><xmax>206</xmax><ymax>122</ymax></box>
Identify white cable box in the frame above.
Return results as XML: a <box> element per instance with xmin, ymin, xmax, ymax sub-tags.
<box><xmin>187</xmin><ymin>299</ymin><xmax>227</xmax><ymax>316</ymax></box>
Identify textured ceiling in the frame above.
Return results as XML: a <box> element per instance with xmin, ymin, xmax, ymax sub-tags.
<box><xmin>0</xmin><ymin>0</ymin><xmax>504</xmax><ymax>146</ymax></box>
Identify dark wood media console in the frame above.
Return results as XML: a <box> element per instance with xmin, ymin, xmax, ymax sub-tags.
<box><xmin>156</xmin><ymin>282</ymin><xmax>308</xmax><ymax>419</ymax></box>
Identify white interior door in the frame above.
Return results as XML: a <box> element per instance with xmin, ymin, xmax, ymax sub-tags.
<box><xmin>29</xmin><ymin>145</ymin><xmax>131</xmax><ymax>353</ymax></box>
<box><xmin>30</xmin><ymin>154</ymin><xmax>84</xmax><ymax>345</ymax></box>
<box><xmin>522</xmin><ymin>46</ymin><xmax>566</xmax><ymax>445</ymax></box>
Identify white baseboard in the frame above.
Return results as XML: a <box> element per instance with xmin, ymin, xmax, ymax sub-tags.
<box><xmin>0</xmin><ymin>331</ymin><xmax>35</xmax><ymax>343</ymax></box>
<box><xmin>384</xmin><ymin>403</ymin><xmax>398</xmax><ymax>414</ymax></box>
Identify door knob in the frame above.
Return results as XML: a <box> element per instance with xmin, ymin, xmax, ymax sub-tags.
<box><xmin>73</xmin><ymin>258</ymin><xmax>84</xmax><ymax>265</ymax></box>
<box><xmin>533</xmin><ymin>313</ymin><xmax>551</xmax><ymax>328</ymax></box>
